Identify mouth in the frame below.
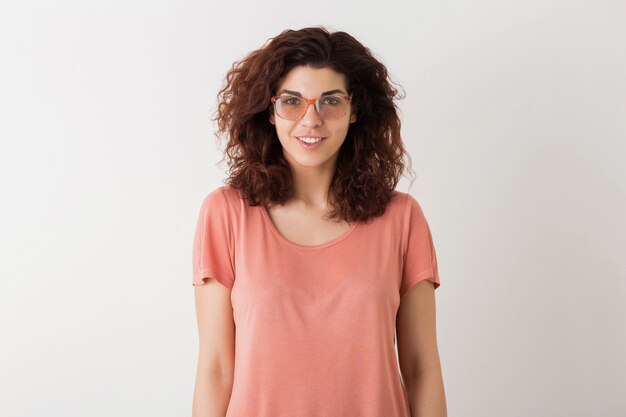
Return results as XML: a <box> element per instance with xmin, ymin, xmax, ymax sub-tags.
<box><xmin>295</xmin><ymin>135</ymin><xmax>327</xmax><ymax>149</ymax></box>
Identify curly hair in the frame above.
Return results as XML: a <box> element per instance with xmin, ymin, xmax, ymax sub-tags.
<box><xmin>211</xmin><ymin>25</ymin><xmax>416</xmax><ymax>224</ymax></box>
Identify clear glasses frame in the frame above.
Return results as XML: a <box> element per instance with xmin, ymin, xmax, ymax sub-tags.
<box><xmin>270</xmin><ymin>94</ymin><xmax>353</xmax><ymax>121</ymax></box>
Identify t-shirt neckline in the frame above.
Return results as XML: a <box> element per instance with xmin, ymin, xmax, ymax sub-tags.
<box><xmin>259</xmin><ymin>204</ymin><xmax>358</xmax><ymax>251</ymax></box>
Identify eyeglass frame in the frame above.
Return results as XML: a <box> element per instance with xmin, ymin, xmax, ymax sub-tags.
<box><xmin>270</xmin><ymin>93</ymin><xmax>353</xmax><ymax>121</ymax></box>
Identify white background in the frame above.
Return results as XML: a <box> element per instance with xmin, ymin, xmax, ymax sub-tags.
<box><xmin>1</xmin><ymin>1</ymin><xmax>625</xmax><ymax>416</ymax></box>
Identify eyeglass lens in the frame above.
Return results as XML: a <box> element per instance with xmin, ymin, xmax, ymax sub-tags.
<box><xmin>275</xmin><ymin>96</ymin><xmax>348</xmax><ymax>120</ymax></box>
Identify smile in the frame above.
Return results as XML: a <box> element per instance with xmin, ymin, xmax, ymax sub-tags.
<box><xmin>297</xmin><ymin>136</ymin><xmax>326</xmax><ymax>143</ymax></box>
<box><xmin>295</xmin><ymin>136</ymin><xmax>327</xmax><ymax>149</ymax></box>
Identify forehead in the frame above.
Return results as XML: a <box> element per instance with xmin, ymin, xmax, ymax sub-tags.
<box><xmin>276</xmin><ymin>65</ymin><xmax>347</xmax><ymax>95</ymax></box>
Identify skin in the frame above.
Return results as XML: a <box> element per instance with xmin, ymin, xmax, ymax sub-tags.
<box><xmin>397</xmin><ymin>280</ymin><xmax>448</xmax><ymax>417</ymax></box>
<box><xmin>192</xmin><ymin>279</ymin><xmax>235</xmax><ymax>417</ymax></box>
<box><xmin>192</xmin><ymin>65</ymin><xmax>446</xmax><ymax>417</ymax></box>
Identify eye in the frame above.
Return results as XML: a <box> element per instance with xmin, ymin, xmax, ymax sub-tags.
<box><xmin>282</xmin><ymin>96</ymin><xmax>301</xmax><ymax>105</ymax></box>
<box><xmin>321</xmin><ymin>96</ymin><xmax>341</xmax><ymax>105</ymax></box>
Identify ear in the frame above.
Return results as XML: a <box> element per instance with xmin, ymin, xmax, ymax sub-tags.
<box><xmin>269</xmin><ymin>113</ymin><xmax>275</xmax><ymax>125</ymax></box>
<box><xmin>350</xmin><ymin>111</ymin><xmax>357</xmax><ymax>123</ymax></box>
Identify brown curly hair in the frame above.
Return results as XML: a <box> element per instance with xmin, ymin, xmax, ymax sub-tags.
<box><xmin>211</xmin><ymin>25</ymin><xmax>416</xmax><ymax>224</ymax></box>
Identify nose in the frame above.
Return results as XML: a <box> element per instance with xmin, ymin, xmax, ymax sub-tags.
<box><xmin>299</xmin><ymin>101</ymin><xmax>323</xmax><ymax>126</ymax></box>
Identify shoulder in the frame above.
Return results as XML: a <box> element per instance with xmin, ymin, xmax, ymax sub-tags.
<box><xmin>198</xmin><ymin>186</ymin><xmax>227</xmax><ymax>209</ymax></box>
<box><xmin>199</xmin><ymin>185</ymin><xmax>241</xmax><ymax>206</ymax></box>
<box><xmin>388</xmin><ymin>190</ymin><xmax>419</xmax><ymax>216</ymax></box>
<box><xmin>395</xmin><ymin>190</ymin><xmax>426</xmax><ymax>217</ymax></box>
<box><xmin>196</xmin><ymin>187</ymin><xmax>234</xmax><ymax>221</ymax></box>
<box><xmin>217</xmin><ymin>185</ymin><xmax>245</xmax><ymax>204</ymax></box>
<box><xmin>197</xmin><ymin>185</ymin><xmax>248</xmax><ymax>227</ymax></box>
<box><xmin>363</xmin><ymin>190</ymin><xmax>411</xmax><ymax>227</ymax></box>
<box><xmin>391</xmin><ymin>190</ymin><xmax>430</xmax><ymax>233</ymax></box>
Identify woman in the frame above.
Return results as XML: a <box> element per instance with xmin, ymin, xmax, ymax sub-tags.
<box><xmin>191</xmin><ymin>26</ymin><xmax>447</xmax><ymax>417</ymax></box>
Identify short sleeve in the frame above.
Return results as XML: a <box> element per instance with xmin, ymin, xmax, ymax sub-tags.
<box><xmin>399</xmin><ymin>193</ymin><xmax>440</xmax><ymax>298</ymax></box>
<box><xmin>191</xmin><ymin>187</ymin><xmax>236</xmax><ymax>288</ymax></box>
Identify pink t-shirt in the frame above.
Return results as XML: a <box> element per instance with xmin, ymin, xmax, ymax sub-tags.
<box><xmin>192</xmin><ymin>185</ymin><xmax>440</xmax><ymax>417</ymax></box>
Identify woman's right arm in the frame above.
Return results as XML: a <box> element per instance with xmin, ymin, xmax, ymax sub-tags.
<box><xmin>192</xmin><ymin>277</ymin><xmax>236</xmax><ymax>417</ymax></box>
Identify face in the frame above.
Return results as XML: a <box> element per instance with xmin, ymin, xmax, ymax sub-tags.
<box><xmin>269</xmin><ymin>65</ymin><xmax>357</xmax><ymax>172</ymax></box>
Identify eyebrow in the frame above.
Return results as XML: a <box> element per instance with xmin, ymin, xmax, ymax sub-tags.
<box><xmin>277</xmin><ymin>89</ymin><xmax>347</xmax><ymax>97</ymax></box>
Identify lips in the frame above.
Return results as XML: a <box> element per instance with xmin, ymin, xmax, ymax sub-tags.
<box><xmin>295</xmin><ymin>135</ymin><xmax>326</xmax><ymax>149</ymax></box>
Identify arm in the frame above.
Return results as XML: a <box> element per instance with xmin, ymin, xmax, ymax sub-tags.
<box><xmin>396</xmin><ymin>279</ymin><xmax>447</xmax><ymax>417</ymax></box>
<box><xmin>192</xmin><ymin>278</ymin><xmax>236</xmax><ymax>417</ymax></box>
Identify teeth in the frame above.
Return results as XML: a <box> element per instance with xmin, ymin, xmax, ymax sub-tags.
<box><xmin>298</xmin><ymin>136</ymin><xmax>324</xmax><ymax>144</ymax></box>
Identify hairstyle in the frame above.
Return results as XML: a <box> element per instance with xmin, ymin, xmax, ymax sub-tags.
<box><xmin>212</xmin><ymin>25</ymin><xmax>415</xmax><ymax>224</ymax></box>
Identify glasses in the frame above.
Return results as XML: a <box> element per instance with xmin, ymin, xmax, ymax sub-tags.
<box><xmin>270</xmin><ymin>94</ymin><xmax>352</xmax><ymax>121</ymax></box>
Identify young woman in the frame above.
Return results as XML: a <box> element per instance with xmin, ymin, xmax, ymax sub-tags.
<box><xmin>191</xmin><ymin>26</ymin><xmax>446</xmax><ymax>417</ymax></box>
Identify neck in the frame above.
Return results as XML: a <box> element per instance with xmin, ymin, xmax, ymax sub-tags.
<box><xmin>288</xmin><ymin>163</ymin><xmax>337</xmax><ymax>210</ymax></box>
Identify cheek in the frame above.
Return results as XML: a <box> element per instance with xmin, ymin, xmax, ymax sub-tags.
<box><xmin>278</xmin><ymin>121</ymin><xmax>298</xmax><ymax>134</ymax></box>
<box><xmin>330</xmin><ymin>123</ymin><xmax>350</xmax><ymax>139</ymax></box>
<box><xmin>275</xmin><ymin>124</ymin><xmax>295</xmax><ymax>145</ymax></box>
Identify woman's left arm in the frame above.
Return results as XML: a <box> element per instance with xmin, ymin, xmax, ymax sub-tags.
<box><xmin>396</xmin><ymin>279</ymin><xmax>447</xmax><ymax>417</ymax></box>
